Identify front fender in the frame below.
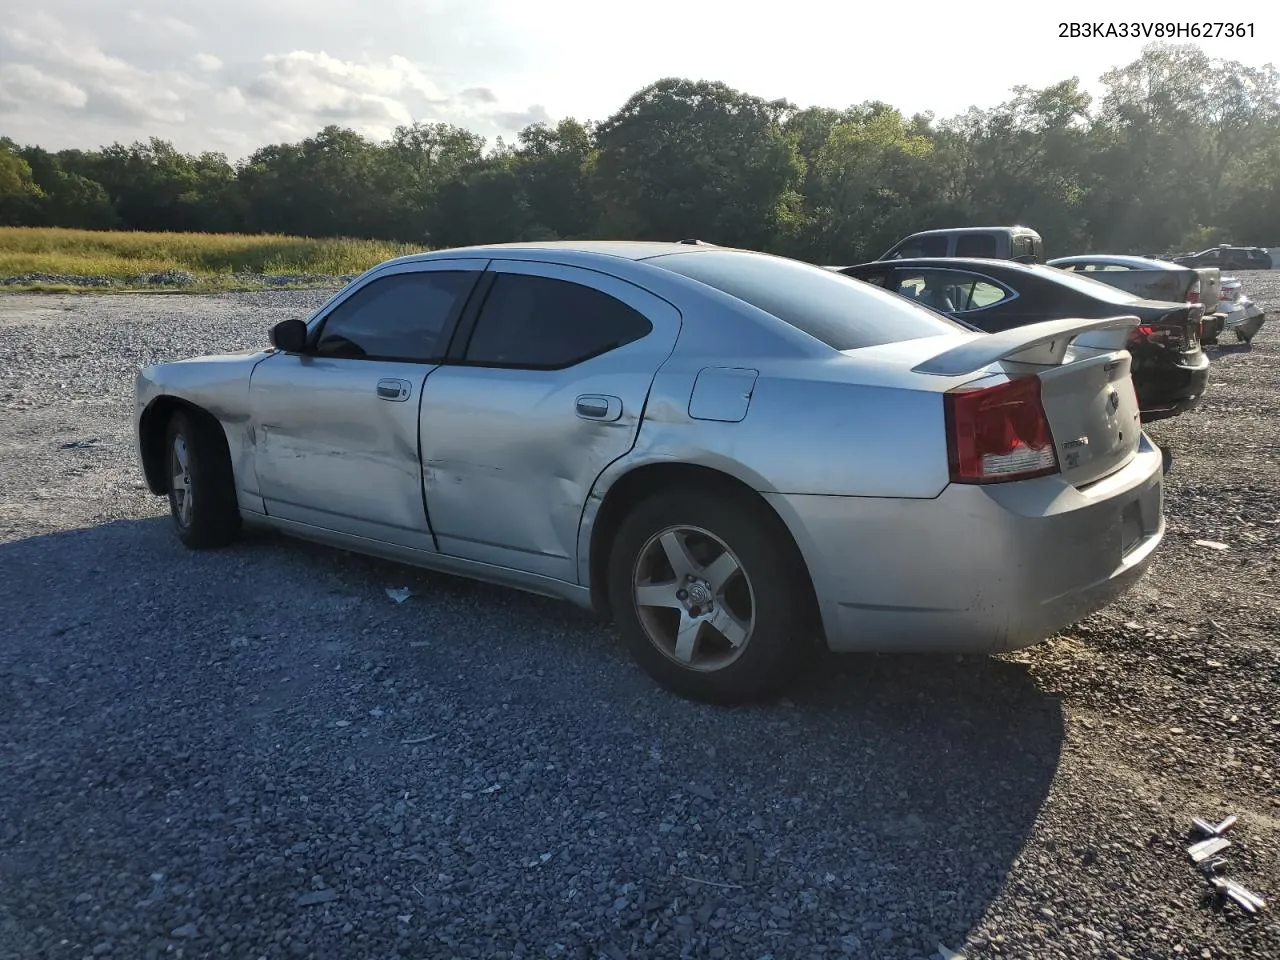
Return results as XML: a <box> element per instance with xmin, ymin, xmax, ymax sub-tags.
<box><xmin>134</xmin><ymin>350</ymin><xmax>272</xmax><ymax>503</ymax></box>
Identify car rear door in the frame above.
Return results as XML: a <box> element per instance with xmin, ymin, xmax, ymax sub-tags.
<box><xmin>248</xmin><ymin>260</ymin><xmax>486</xmax><ymax>551</ymax></box>
<box><xmin>418</xmin><ymin>260</ymin><xmax>682</xmax><ymax>583</ymax></box>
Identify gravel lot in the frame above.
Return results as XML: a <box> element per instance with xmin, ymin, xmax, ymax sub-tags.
<box><xmin>1</xmin><ymin>279</ymin><xmax>1277</xmax><ymax>960</ymax></box>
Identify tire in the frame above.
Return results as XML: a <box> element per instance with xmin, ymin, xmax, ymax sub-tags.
<box><xmin>607</xmin><ymin>489</ymin><xmax>814</xmax><ymax>704</ymax></box>
<box><xmin>1236</xmin><ymin>330</ymin><xmax>1252</xmax><ymax>344</ymax></box>
<box><xmin>164</xmin><ymin>409</ymin><xmax>241</xmax><ymax>549</ymax></box>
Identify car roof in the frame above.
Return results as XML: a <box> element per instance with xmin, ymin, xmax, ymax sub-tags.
<box><xmin>1048</xmin><ymin>254</ymin><xmax>1182</xmax><ymax>270</ymax></box>
<box><xmin>897</xmin><ymin>225</ymin><xmax>1038</xmax><ymax>238</ymax></box>
<box><xmin>386</xmin><ymin>240</ymin><xmax>719</xmax><ymax>265</ymax></box>
<box><xmin>845</xmin><ymin>256</ymin><xmax>1044</xmax><ymax>273</ymax></box>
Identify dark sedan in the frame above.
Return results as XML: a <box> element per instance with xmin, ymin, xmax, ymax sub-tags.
<box><xmin>1172</xmin><ymin>246</ymin><xmax>1273</xmax><ymax>272</ymax></box>
<box><xmin>836</xmin><ymin>257</ymin><xmax>1210</xmax><ymax>422</ymax></box>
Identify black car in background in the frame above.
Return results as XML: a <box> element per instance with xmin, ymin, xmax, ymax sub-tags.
<box><xmin>836</xmin><ymin>257</ymin><xmax>1210</xmax><ymax>422</ymax></box>
<box><xmin>1172</xmin><ymin>246</ymin><xmax>1273</xmax><ymax>271</ymax></box>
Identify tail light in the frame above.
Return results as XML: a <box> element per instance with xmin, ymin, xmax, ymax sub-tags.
<box><xmin>945</xmin><ymin>376</ymin><xmax>1059</xmax><ymax>484</ymax></box>
<box><xmin>1126</xmin><ymin>324</ymin><xmax>1156</xmax><ymax>348</ymax></box>
<box><xmin>1185</xmin><ymin>279</ymin><xmax>1201</xmax><ymax>303</ymax></box>
<box><xmin>1129</xmin><ymin>311</ymin><xmax>1192</xmax><ymax>349</ymax></box>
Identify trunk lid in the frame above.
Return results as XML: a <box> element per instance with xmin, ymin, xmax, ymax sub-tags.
<box><xmin>909</xmin><ymin>314</ymin><xmax>1144</xmax><ymax>488</ymax></box>
<box><xmin>1033</xmin><ymin>352</ymin><xmax>1141</xmax><ymax>487</ymax></box>
<box><xmin>1192</xmin><ymin>267</ymin><xmax>1220</xmax><ymax>313</ymax></box>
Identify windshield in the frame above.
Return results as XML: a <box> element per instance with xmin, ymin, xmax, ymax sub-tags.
<box><xmin>646</xmin><ymin>250</ymin><xmax>972</xmax><ymax>351</ymax></box>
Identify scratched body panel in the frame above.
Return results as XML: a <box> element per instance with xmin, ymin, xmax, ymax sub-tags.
<box><xmin>134</xmin><ymin>349</ymin><xmax>271</xmax><ymax>512</ymax></box>
<box><xmin>248</xmin><ymin>354</ymin><xmax>436</xmax><ymax>551</ymax></box>
<box><xmin>420</xmin><ymin>260</ymin><xmax>682</xmax><ymax>582</ymax></box>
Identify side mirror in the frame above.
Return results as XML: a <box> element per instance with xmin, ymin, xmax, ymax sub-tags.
<box><xmin>270</xmin><ymin>318</ymin><xmax>308</xmax><ymax>353</ymax></box>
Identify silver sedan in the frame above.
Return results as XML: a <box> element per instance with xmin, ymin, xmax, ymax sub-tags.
<box><xmin>134</xmin><ymin>241</ymin><xmax>1167</xmax><ymax>703</ymax></box>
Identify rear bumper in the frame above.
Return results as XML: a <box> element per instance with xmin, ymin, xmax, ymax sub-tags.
<box><xmin>1138</xmin><ymin>351</ymin><xmax>1210</xmax><ymax>421</ymax></box>
<box><xmin>765</xmin><ymin>435</ymin><xmax>1165</xmax><ymax>655</ymax></box>
<box><xmin>1200</xmin><ymin>312</ymin><xmax>1226</xmax><ymax>341</ymax></box>
<box><xmin>1223</xmin><ymin>304</ymin><xmax>1265</xmax><ymax>336</ymax></box>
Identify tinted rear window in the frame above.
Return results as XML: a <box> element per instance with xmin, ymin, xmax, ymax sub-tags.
<box><xmin>956</xmin><ymin>234</ymin><xmax>999</xmax><ymax>258</ymax></box>
<box><xmin>647</xmin><ymin>250</ymin><xmax>971</xmax><ymax>350</ymax></box>
<box><xmin>1025</xmin><ymin>264</ymin><xmax>1144</xmax><ymax>303</ymax></box>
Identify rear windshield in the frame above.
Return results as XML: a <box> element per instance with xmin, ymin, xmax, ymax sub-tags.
<box><xmin>1025</xmin><ymin>264</ymin><xmax>1143</xmax><ymax>303</ymax></box>
<box><xmin>646</xmin><ymin>250</ymin><xmax>970</xmax><ymax>350</ymax></box>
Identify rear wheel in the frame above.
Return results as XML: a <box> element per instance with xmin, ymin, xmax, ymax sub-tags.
<box><xmin>165</xmin><ymin>410</ymin><xmax>241</xmax><ymax>549</ymax></box>
<box><xmin>607</xmin><ymin>489</ymin><xmax>812</xmax><ymax>704</ymax></box>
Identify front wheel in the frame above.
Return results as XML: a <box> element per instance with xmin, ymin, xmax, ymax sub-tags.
<box><xmin>607</xmin><ymin>490</ymin><xmax>813</xmax><ymax>704</ymax></box>
<box><xmin>1236</xmin><ymin>329</ymin><xmax>1253</xmax><ymax>344</ymax></box>
<box><xmin>165</xmin><ymin>410</ymin><xmax>241</xmax><ymax>549</ymax></box>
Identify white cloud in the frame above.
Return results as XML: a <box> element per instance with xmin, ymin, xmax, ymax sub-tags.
<box><xmin>247</xmin><ymin>50</ymin><xmax>448</xmax><ymax>108</ymax></box>
<box><xmin>0</xmin><ymin>63</ymin><xmax>88</xmax><ymax>110</ymax></box>
<box><xmin>127</xmin><ymin>9</ymin><xmax>198</xmax><ymax>38</ymax></box>
<box><xmin>194</xmin><ymin>53</ymin><xmax>223</xmax><ymax>73</ymax></box>
<box><xmin>213</xmin><ymin>86</ymin><xmax>247</xmax><ymax>113</ymax></box>
<box><xmin>0</xmin><ymin>14</ymin><xmax>189</xmax><ymax>125</ymax></box>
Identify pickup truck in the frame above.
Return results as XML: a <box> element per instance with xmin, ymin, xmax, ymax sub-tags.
<box><xmin>879</xmin><ymin>226</ymin><xmax>1045</xmax><ymax>263</ymax></box>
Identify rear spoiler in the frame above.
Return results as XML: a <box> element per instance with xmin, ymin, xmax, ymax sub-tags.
<box><xmin>912</xmin><ymin>315</ymin><xmax>1140</xmax><ymax>377</ymax></box>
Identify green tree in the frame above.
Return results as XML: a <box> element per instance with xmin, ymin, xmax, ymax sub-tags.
<box><xmin>593</xmin><ymin>78</ymin><xmax>803</xmax><ymax>248</ymax></box>
<box><xmin>514</xmin><ymin>118</ymin><xmax>597</xmax><ymax>239</ymax></box>
<box><xmin>0</xmin><ymin>141</ymin><xmax>44</xmax><ymax>225</ymax></box>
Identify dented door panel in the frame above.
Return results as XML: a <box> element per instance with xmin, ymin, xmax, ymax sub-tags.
<box><xmin>250</xmin><ymin>354</ymin><xmax>437</xmax><ymax>550</ymax></box>
<box><xmin>420</xmin><ymin>261</ymin><xmax>682</xmax><ymax>583</ymax></box>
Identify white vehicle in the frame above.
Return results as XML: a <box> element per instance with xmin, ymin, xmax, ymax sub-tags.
<box><xmin>1219</xmin><ymin>276</ymin><xmax>1266</xmax><ymax>344</ymax></box>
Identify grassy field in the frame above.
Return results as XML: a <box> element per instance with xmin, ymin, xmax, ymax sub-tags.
<box><xmin>0</xmin><ymin>227</ymin><xmax>427</xmax><ymax>291</ymax></box>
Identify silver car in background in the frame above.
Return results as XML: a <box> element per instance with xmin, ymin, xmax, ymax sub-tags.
<box><xmin>134</xmin><ymin>242</ymin><xmax>1166</xmax><ymax>703</ymax></box>
<box><xmin>1049</xmin><ymin>254</ymin><xmax>1225</xmax><ymax>343</ymax></box>
<box><xmin>1219</xmin><ymin>275</ymin><xmax>1267</xmax><ymax>344</ymax></box>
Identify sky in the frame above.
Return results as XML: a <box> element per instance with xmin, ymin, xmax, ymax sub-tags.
<box><xmin>1</xmin><ymin>0</ymin><xmax>1277</xmax><ymax>160</ymax></box>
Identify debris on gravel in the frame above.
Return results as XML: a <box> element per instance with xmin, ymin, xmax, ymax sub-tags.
<box><xmin>0</xmin><ymin>276</ymin><xmax>1277</xmax><ymax>960</ymax></box>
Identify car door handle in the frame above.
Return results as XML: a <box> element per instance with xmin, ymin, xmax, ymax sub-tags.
<box><xmin>376</xmin><ymin>378</ymin><xmax>412</xmax><ymax>402</ymax></box>
<box><xmin>575</xmin><ymin>394</ymin><xmax>622</xmax><ymax>421</ymax></box>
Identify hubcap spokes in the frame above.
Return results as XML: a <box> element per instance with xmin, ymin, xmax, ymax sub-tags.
<box><xmin>171</xmin><ymin>435</ymin><xmax>192</xmax><ymax>527</ymax></box>
<box><xmin>633</xmin><ymin>526</ymin><xmax>755</xmax><ymax>671</ymax></box>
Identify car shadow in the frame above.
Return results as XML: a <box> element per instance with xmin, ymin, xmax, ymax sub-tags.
<box><xmin>1</xmin><ymin>518</ymin><xmax>1064</xmax><ymax>959</ymax></box>
<box><xmin>1206</xmin><ymin>340</ymin><xmax>1252</xmax><ymax>355</ymax></box>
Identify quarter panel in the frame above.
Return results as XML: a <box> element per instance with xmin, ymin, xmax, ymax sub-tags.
<box><xmin>636</xmin><ymin>366</ymin><xmax>952</xmax><ymax>498</ymax></box>
<box><xmin>136</xmin><ymin>350</ymin><xmax>271</xmax><ymax>509</ymax></box>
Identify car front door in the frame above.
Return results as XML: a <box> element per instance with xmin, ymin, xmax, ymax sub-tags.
<box><xmin>248</xmin><ymin>260</ymin><xmax>486</xmax><ymax>551</ymax></box>
<box><xmin>419</xmin><ymin>260</ymin><xmax>682</xmax><ymax>583</ymax></box>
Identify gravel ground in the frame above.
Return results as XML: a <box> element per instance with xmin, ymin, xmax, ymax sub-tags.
<box><xmin>0</xmin><ymin>279</ymin><xmax>1277</xmax><ymax>960</ymax></box>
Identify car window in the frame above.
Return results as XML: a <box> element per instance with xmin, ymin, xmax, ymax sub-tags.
<box><xmin>892</xmin><ymin>236</ymin><xmax>948</xmax><ymax>259</ymax></box>
<box><xmin>648</xmin><ymin>250</ymin><xmax>971</xmax><ymax>351</ymax></box>
<box><xmin>894</xmin><ymin>269</ymin><xmax>1011</xmax><ymax>313</ymax></box>
<box><xmin>314</xmin><ymin>270</ymin><xmax>476</xmax><ymax>361</ymax></box>
<box><xmin>1082</xmin><ymin>264</ymin><xmax>1131</xmax><ymax>272</ymax></box>
<box><xmin>1026</xmin><ymin>264</ymin><xmax>1142</xmax><ymax>303</ymax></box>
<box><xmin>464</xmin><ymin>273</ymin><xmax>653</xmax><ymax>368</ymax></box>
<box><xmin>845</xmin><ymin>269</ymin><xmax>892</xmax><ymax>288</ymax></box>
<box><xmin>955</xmin><ymin>234</ymin><xmax>999</xmax><ymax>258</ymax></box>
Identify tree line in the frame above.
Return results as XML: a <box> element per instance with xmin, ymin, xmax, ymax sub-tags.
<box><xmin>2</xmin><ymin>44</ymin><xmax>1278</xmax><ymax>264</ymax></box>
